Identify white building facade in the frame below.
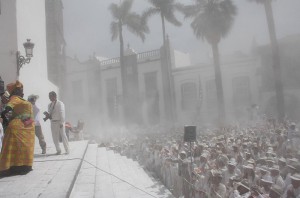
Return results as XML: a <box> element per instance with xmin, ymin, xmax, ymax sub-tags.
<box><xmin>65</xmin><ymin>44</ymin><xmax>261</xmax><ymax>128</ymax></box>
<box><xmin>0</xmin><ymin>0</ymin><xmax>58</xmax><ymax>140</ymax></box>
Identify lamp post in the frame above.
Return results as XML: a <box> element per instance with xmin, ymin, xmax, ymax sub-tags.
<box><xmin>16</xmin><ymin>39</ymin><xmax>35</xmax><ymax>76</ymax></box>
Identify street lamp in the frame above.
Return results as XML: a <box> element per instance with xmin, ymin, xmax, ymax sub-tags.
<box><xmin>16</xmin><ymin>39</ymin><xmax>35</xmax><ymax>76</ymax></box>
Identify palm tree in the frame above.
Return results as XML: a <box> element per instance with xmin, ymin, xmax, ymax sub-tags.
<box><xmin>110</xmin><ymin>0</ymin><xmax>149</xmax><ymax>64</ymax></box>
<box><xmin>142</xmin><ymin>0</ymin><xmax>183</xmax><ymax>122</ymax></box>
<box><xmin>109</xmin><ymin>0</ymin><xmax>149</xmax><ymax>122</ymax></box>
<box><xmin>248</xmin><ymin>0</ymin><xmax>284</xmax><ymax>121</ymax></box>
<box><xmin>142</xmin><ymin>0</ymin><xmax>183</xmax><ymax>46</ymax></box>
<box><xmin>183</xmin><ymin>0</ymin><xmax>237</xmax><ymax>124</ymax></box>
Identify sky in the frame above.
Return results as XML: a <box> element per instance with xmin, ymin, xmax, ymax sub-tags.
<box><xmin>62</xmin><ymin>0</ymin><xmax>300</xmax><ymax>63</ymax></box>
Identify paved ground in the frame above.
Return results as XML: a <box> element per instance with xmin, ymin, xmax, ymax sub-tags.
<box><xmin>71</xmin><ymin>145</ymin><xmax>173</xmax><ymax>198</ymax></box>
<box><xmin>0</xmin><ymin>141</ymin><xmax>88</xmax><ymax>198</ymax></box>
<box><xmin>0</xmin><ymin>141</ymin><xmax>173</xmax><ymax>198</ymax></box>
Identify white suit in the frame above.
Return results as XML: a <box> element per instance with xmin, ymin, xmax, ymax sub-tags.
<box><xmin>48</xmin><ymin>100</ymin><xmax>69</xmax><ymax>154</ymax></box>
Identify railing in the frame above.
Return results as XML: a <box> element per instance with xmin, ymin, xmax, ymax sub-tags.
<box><xmin>101</xmin><ymin>57</ymin><xmax>120</xmax><ymax>66</ymax></box>
<box><xmin>100</xmin><ymin>49</ymin><xmax>161</xmax><ymax>67</ymax></box>
<box><xmin>138</xmin><ymin>49</ymin><xmax>160</xmax><ymax>59</ymax></box>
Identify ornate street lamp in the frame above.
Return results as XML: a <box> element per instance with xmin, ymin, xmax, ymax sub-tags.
<box><xmin>16</xmin><ymin>39</ymin><xmax>35</xmax><ymax>76</ymax></box>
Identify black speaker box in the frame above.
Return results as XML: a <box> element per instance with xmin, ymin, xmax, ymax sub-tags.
<box><xmin>184</xmin><ymin>126</ymin><xmax>196</xmax><ymax>142</ymax></box>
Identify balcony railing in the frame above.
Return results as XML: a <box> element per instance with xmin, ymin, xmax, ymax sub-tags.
<box><xmin>138</xmin><ymin>49</ymin><xmax>160</xmax><ymax>60</ymax></box>
<box><xmin>100</xmin><ymin>49</ymin><xmax>161</xmax><ymax>67</ymax></box>
<box><xmin>101</xmin><ymin>57</ymin><xmax>120</xmax><ymax>66</ymax></box>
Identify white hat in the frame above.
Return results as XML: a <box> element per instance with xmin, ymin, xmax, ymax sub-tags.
<box><xmin>28</xmin><ymin>94</ymin><xmax>39</xmax><ymax>100</ymax></box>
<box><xmin>261</xmin><ymin>175</ymin><xmax>273</xmax><ymax>184</ymax></box>
<box><xmin>290</xmin><ymin>173</ymin><xmax>300</xmax><ymax>181</ymax></box>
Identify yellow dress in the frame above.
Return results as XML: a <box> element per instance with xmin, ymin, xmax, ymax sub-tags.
<box><xmin>0</xmin><ymin>95</ymin><xmax>35</xmax><ymax>171</ymax></box>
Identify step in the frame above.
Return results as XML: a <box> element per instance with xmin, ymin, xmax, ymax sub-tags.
<box><xmin>94</xmin><ymin>148</ymin><xmax>173</xmax><ymax>198</ymax></box>
<box><xmin>70</xmin><ymin>144</ymin><xmax>98</xmax><ymax>198</ymax></box>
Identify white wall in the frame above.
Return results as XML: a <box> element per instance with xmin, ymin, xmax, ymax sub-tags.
<box><xmin>173</xmin><ymin>57</ymin><xmax>260</xmax><ymax>125</ymax></box>
<box><xmin>64</xmin><ymin>57</ymin><xmax>90</xmax><ymax>124</ymax></box>
<box><xmin>16</xmin><ymin>0</ymin><xmax>58</xmax><ymax>143</ymax></box>
<box><xmin>0</xmin><ymin>0</ymin><xmax>18</xmax><ymax>83</ymax></box>
<box><xmin>173</xmin><ymin>50</ymin><xmax>191</xmax><ymax>68</ymax></box>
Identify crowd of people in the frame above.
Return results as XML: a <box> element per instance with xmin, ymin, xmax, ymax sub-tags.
<box><xmin>0</xmin><ymin>80</ymin><xmax>69</xmax><ymax>177</ymax></box>
<box><xmin>1</xmin><ymin>80</ymin><xmax>300</xmax><ymax>198</ymax></box>
<box><xmin>106</xmin><ymin>121</ymin><xmax>300</xmax><ymax>198</ymax></box>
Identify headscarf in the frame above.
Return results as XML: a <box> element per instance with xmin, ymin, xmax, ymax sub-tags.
<box><xmin>6</xmin><ymin>80</ymin><xmax>23</xmax><ymax>95</ymax></box>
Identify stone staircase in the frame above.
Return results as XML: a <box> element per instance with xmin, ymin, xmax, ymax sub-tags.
<box><xmin>70</xmin><ymin>144</ymin><xmax>173</xmax><ymax>198</ymax></box>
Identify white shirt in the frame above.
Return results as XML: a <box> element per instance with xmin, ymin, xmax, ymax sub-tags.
<box><xmin>272</xmin><ymin>175</ymin><xmax>285</xmax><ymax>191</ymax></box>
<box><xmin>32</xmin><ymin>104</ymin><xmax>41</xmax><ymax>126</ymax></box>
<box><xmin>48</xmin><ymin>100</ymin><xmax>65</xmax><ymax>124</ymax></box>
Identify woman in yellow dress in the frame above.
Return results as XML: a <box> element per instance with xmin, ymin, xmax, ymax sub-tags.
<box><xmin>0</xmin><ymin>80</ymin><xmax>35</xmax><ymax>176</ymax></box>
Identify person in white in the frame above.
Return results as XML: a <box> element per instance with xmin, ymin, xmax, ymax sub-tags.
<box><xmin>270</xmin><ymin>165</ymin><xmax>285</xmax><ymax>191</ymax></box>
<box><xmin>46</xmin><ymin>91</ymin><xmax>69</xmax><ymax>155</ymax></box>
<box><xmin>284</xmin><ymin>173</ymin><xmax>300</xmax><ymax>198</ymax></box>
<box><xmin>28</xmin><ymin>95</ymin><xmax>47</xmax><ymax>154</ymax></box>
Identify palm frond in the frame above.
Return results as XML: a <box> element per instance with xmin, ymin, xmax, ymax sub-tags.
<box><xmin>148</xmin><ymin>0</ymin><xmax>161</xmax><ymax>8</ymax></box>
<box><xmin>187</xmin><ymin>0</ymin><xmax>237</xmax><ymax>43</ymax></box>
<box><xmin>110</xmin><ymin>21</ymin><xmax>119</xmax><ymax>41</ymax></box>
<box><xmin>120</xmin><ymin>0</ymin><xmax>134</xmax><ymax>18</ymax></box>
<box><xmin>124</xmin><ymin>13</ymin><xmax>149</xmax><ymax>42</ymax></box>
<box><xmin>109</xmin><ymin>3</ymin><xmax>121</xmax><ymax>20</ymax></box>
<box><xmin>182</xmin><ymin>4</ymin><xmax>202</xmax><ymax>19</ymax></box>
<box><xmin>173</xmin><ymin>2</ymin><xmax>185</xmax><ymax>13</ymax></box>
<box><xmin>142</xmin><ymin>7</ymin><xmax>160</xmax><ymax>23</ymax></box>
<box><xmin>164</xmin><ymin>11</ymin><xmax>181</xmax><ymax>26</ymax></box>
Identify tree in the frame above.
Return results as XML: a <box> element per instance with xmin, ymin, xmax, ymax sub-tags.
<box><xmin>142</xmin><ymin>0</ymin><xmax>183</xmax><ymax>123</ymax></box>
<box><xmin>110</xmin><ymin>0</ymin><xmax>149</xmax><ymax>62</ymax></box>
<box><xmin>183</xmin><ymin>0</ymin><xmax>237</xmax><ymax>124</ymax></box>
<box><xmin>142</xmin><ymin>0</ymin><xmax>183</xmax><ymax>45</ymax></box>
<box><xmin>109</xmin><ymin>0</ymin><xmax>149</xmax><ymax>123</ymax></box>
<box><xmin>248</xmin><ymin>0</ymin><xmax>285</xmax><ymax>121</ymax></box>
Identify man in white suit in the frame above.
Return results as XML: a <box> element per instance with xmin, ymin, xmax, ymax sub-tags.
<box><xmin>46</xmin><ymin>91</ymin><xmax>69</xmax><ymax>155</ymax></box>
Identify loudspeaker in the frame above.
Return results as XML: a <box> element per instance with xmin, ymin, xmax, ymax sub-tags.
<box><xmin>184</xmin><ymin>126</ymin><xmax>196</xmax><ymax>142</ymax></box>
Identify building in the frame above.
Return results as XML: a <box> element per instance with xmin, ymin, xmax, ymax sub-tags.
<box><xmin>258</xmin><ymin>34</ymin><xmax>300</xmax><ymax>121</ymax></box>
<box><xmin>0</xmin><ymin>0</ymin><xmax>58</xmax><ymax>140</ymax></box>
<box><xmin>65</xmin><ymin>42</ymin><xmax>261</xmax><ymax>128</ymax></box>
<box><xmin>45</xmin><ymin>0</ymin><xmax>66</xmax><ymax>100</ymax></box>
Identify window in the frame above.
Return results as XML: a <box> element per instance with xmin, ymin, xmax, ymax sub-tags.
<box><xmin>206</xmin><ymin>80</ymin><xmax>217</xmax><ymax>109</ymax></box>
<box><xmin>181</xmin><ymin>82</ymin><xmax>197</xmax><ymax>112</ymax></box>
<box><xmin>106</xmin><ymin>78</ymin><xmax>118</xmax><ymax>121</ymax></box>
<box><xmin>144</xmin><ymin>72</ymin><xmax>160</xmax><ymax>124</ymax></box>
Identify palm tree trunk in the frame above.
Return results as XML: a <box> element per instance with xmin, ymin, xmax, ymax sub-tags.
<box><xmin>119</xmin><ymin>21</ymin><xmax>126</xmax><ymax>123</ymax></box>
<box><xmin>211</xmin><ymin>42</ymin><xmax>226</xmax><ymax>124</ymax></box>
<box><xmin>161</xmin><ymin>13</ymin><xmax>166</xmax><ymax>46</ymax></box>
<box><xmin>264</xmin><ymin>0</ymin><xmax>285</xmax><ymax>121</ymax></box>
<box><xmin>160</xmin><ymin>13</ymin><xmax>175</xmax><ymax>123</ymax></box>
